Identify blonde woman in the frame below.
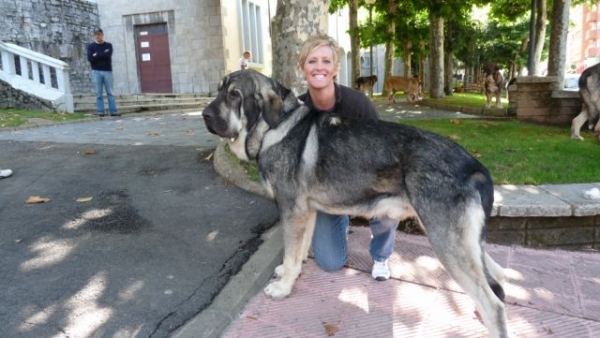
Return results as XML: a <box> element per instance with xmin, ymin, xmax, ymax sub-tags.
<box><xmin>297</xmin><ymin>35</ymin><xmax>398</xmax><ymax>281</ymax></box>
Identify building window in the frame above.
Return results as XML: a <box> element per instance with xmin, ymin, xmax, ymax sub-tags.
<box><xmin>239</xmin><ymin>0</ymin><xmax>264</xmax><ymax>65</ymax></box>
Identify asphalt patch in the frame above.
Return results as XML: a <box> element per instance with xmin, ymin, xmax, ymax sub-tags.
<box><xmin>0</xmin><ymin>139</ymin><xmax>280</xmax><ymax>338</ymax></box>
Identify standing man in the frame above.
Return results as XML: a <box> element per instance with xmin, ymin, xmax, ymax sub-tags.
<box><xmin>87</xmin><ymin>28</ymin><xmax>119</xmax><ymax>117</ymax></box>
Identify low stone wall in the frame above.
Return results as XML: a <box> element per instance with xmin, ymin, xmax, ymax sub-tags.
<box><xmin>488</xmin><ymin>216</ymin><xmax>599</xmax><ymax>250</ymax></box>
<box><xmin>508</xmin><ymin>76</ymin><xmax>582</xmax><ymax>126</ymax></box>
<box><xmin>0</xmin><ymin>80</ymin><xmax>53</xmax><ymax>111</ymax></box>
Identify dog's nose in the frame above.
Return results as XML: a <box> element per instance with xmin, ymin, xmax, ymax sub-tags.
<box><xmin>202</xmin><ymin>106</ymin><xmax>214</xmax><ymax>121</ymax></box>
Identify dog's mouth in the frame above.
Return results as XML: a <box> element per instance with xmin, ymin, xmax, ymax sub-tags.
<box><xmin>202</xmin><ymin>107</ymin><xmax>240</xmax><ymax>140</ymax></box>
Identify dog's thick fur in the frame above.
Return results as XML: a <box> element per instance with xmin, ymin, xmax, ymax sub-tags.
<box><xmin>383</xmin><ymin>76</ymin><xmax>422</xmax><ymax>103</ymax></box>
<box><xmin>572</xmin><ymin>63</ymin><xmax>600</xmax><ymax>141</ymax></box>
<box><xmin>202</xmin><ymin>70</ymin><xmax>508</xmax><ymax>338</ymax></box>
<box><xmin>355</xmin><ymin>75</ymin><xmax>377</xmax><ymax>96</ymax></box>
<box><xmin>483</xmin><ymin>64</ymin><xmax>504</xmax><ymax>108</ymax></box>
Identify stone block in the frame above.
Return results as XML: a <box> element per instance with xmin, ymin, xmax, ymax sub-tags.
<box><xmin>486</xmin><ymin>229</ymin><xmax>526</xmax><ymax>246</ymax></box>
<box><xmin>494</xmin><ymin>185</ymin><xmax>572</xmax><ymax>217</ymax></box>
<box><xmin>516</xmin><ymin>107</ymin><xmax>551</xmax><ymax>118</ymax></box>
<box><xmin>526</xmin><ymin>224</ymin><xmax>595</xmax><ymax>248</ymax></box>
<box><xmin>541</xmin><ymin>183</ymin><xmax>600</xmax><ymax>216</ymax></box>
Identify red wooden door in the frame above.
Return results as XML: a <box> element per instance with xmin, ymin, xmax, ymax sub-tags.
<box><xmin>136</xmin><ymin>24</ymin><xmax>173</xmax><ymax>93</ymax></box>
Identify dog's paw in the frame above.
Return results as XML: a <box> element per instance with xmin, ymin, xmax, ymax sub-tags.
<box><xmin>264</xmin><ymin>280</ymin><xmax>292</xmax><ymax>300</ymax></box>
<box><xmin>570</xmin><ymin>134</ymin><xmax>584</xmax><ymax>141</ymax></box>
<box><xmin>274</xmin><ymin>264</ymin><xmax>285</xmax><ymax>278</ymax></box>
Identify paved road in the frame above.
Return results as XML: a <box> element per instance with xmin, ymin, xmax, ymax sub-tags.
<box><xmin>0</xmin><ymin>112</ymin><xmax>279</xmax><ymax>338</ymax></box>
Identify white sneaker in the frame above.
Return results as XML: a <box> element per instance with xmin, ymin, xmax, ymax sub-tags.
<box><xmin>0</xmin><ymin>169</ymin><xmax>12</xmax><ymax>178</ymax></box>
<box><xmin>371</xmin><ymin>259</ymin><xmax>390</xmax><ymax>281</ymax></box>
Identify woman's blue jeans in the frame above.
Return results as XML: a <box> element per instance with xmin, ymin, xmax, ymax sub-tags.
<box><xmin>311</xmin><ymin>211</ymin><xmax>399</xmax><ymax>271</ymax></box>
<box><xmin>91</xmin><ymin>70</ymin><xmax>117</xmax><ymax>115</ymax></box>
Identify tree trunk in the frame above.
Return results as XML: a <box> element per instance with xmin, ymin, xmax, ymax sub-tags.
<box><xmin>429</xmin><ymin>14</ymin><xmax>444</xmax><ymax>98</ymax></box>
<box><xmin>547</xmin><ymin>0</ymin><xmax>570</xmax><ymax>86</ymax></box>
<box><xmin>444</xmin><ymin>51</ymin><xmax>453</xmax><ymax>95</ymax></box>
<box><xmin>403</xmin><ymin>40</ymin><xmax>412</xmax><ymax>78</ymax></box>
<box><xmin>349</xmin><ymin>0</ymin><xmax>360</xmax><ymax>89</ymax></box>
<box><xmin>532</xmin><ymin>0</ymin><xmax>547</xmax><ymax>75</ymax></box>
<box><xmin>382</xmin><ymin>0</ymin><xmax>397</xmax><ymax>97</ymax></box>
<box><xmin>271</xmin><ymin>0</ymin><xmax>329</xmax><ymax>94</ymax></box>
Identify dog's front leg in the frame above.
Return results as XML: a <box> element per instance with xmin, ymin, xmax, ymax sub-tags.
<box><xmin>264</xmin><ymin>210</ymin><xmax>315</xmax><ymax>300</ymax></box>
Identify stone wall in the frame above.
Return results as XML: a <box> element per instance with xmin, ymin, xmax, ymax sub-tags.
<box><xmin>398</xmin><ymin>215</ymin><xmax>599</xmax><ymax>250</ymax></box>
<box><xmin>0</xmin><ymin>0</ymin><xmax>100</xmax><ymax>94</ymax></box>
<box><xmin>508</xmin><ymin>76</ymin><xmax>582</xmax><ymax>126</ymax></box>
<box><xmin>0</xmin><ymin>80</ymin><xmax>53</xmax><ymax>111</ymax></box>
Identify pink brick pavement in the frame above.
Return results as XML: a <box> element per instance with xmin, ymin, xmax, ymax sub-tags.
<box><xmin>222</xmin><ymin>226</ymin><xmax>600</xmax><ymax>337</ymax></box>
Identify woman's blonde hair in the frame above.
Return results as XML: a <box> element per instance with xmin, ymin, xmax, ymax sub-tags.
<box><xmin>298</xmin><ymin>34</ymin><xmax>341</xmax><ymax>69</ymax></box>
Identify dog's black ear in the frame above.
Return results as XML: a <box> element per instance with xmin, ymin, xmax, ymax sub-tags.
<box><xmin>258</xmin><ymin>88</ymin><xmax>284</xmax><ymax>129</ymax></box>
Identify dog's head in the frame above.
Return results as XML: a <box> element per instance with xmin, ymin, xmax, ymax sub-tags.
<box><xmin>202</xmin><ymin>69</ymin><xmax>300</xmax><ymax>160</ymax></box>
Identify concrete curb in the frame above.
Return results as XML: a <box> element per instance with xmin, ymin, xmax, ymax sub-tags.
<box><xmin>212</xmin><ymin>141</ymin><xmax>271</xmax><ymax>199</ymax></box>
<box><xmin>171</xmin><ymin>225</ymin><xmax>283</xmax><ymax>338</ymax></box>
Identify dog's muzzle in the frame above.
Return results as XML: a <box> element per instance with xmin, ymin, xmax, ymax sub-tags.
<box><xmin>202</xmin><ymin>105</ymin><xmax>238</xmax><ymax>139</ymax></box>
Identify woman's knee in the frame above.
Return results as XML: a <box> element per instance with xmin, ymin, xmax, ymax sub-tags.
<box><xmin>314</xmin><ymin>254</ymin><xmax>346</xmax><ymax>272</ymax></box>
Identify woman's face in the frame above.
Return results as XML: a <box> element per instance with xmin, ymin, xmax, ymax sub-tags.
<box><xmin>302</xmin><ymin>45</ymin><xmax>338</xmax><ymax>90</ymax></box>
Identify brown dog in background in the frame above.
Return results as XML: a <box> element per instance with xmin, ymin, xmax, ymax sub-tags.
<box><xmin>384</xmin><ymin>76</ymin><xmax>422</xmax><ymax>103</ymax></box>
<box><xmin>355</xmin><ymin>75</ymin><xmax>378</xmax><ymax>96</ymax></box>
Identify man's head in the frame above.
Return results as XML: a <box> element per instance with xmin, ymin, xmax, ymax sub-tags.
<box><xmin>243</xmin><ymin>51</ymin><xmax>251</xmax><ymax>60</ymax></box>
<box><xmin>94</xmin><ymin>28</ymin><xmax>104</xmax><ymax>43</ymax></box>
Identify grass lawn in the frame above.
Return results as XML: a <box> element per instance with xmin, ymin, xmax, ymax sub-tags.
<box><xmin>0</xmin><ymin>109</ymin><xmax>92</xmax><ymax>128</ymax></box>
<box><xmin>426</xmin><ymin>92</ymin><xmax>509</xmax><ymax>108</ymax></box>
<box><xmin>401</xmin><ymin>118</ymin><xmax>599</xmax><ymax>185</ymax></box>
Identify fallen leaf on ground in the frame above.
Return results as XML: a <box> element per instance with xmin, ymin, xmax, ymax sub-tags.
<box><xmin>83</xmin><ymin>149</ymin><xmax>97</xmax><ymax>155</ymax></box>
<box><xmin>147</xmin><ymin>131</ymin><xmax>161</xmax><ymax>137</ymax></box>
<box><xmin>448</xmin><ymin>134</ymin><xmax>461</xmax><ymax>141</ymax></box>
<box><xmin>449</xmin><ymin>119</ymin><xmax>461</xmax><ymax>124</ymax></box>
<box><xmin>470</xmin><ymin>150</ymin><xmax>482</xmax><ymax>158</ymax></box>
<box><xmin>323</xmin><ymin>323</ymin><xmax>339</xmax><ymax>336</ymax></box>
<box><xmin>76</xmin><ymin>196</ymin><xmax>93</xmax><ymax>202</ymax></box>
<box><xmin>25</xmin><ymin>196</ymin><xmax>51</xmax><ymax>204</ymax></box>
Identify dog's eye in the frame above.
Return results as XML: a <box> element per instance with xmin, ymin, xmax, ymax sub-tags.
<box><xmin>227</xmin><ymin>91</ymin><xmax>238</xmax><ymax>100</ymax></box>
<box><xmin>228</xmin><ymin>89</ymin><xmax>242</xmax><ymax>101</ymax></box>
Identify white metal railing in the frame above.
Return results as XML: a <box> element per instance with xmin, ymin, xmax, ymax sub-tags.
<box><xmin>0</xmin><ymin>41</ymin><xmax>73</xmax><ymax>113</ymax></box>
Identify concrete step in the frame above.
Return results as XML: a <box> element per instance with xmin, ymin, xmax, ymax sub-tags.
<box><xmin>73</xmin><ymin>94</ymin><xmax>213</xmax><ymax>113</ymax></box>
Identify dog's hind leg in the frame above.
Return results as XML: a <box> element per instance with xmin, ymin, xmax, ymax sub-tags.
<box><xmin>419</xmin><ymin>202</ymin><xmax>507</xmax><ymax>338</ymax></box>
<box><xmin>571</xmin><ymin>105</ymin><xmax>589</xmax><ymax>140</ymax></box>
<box><xmin>264</xmin><ymin>209</ymin><xmax>316</xmax><ymax>300</ymax></box>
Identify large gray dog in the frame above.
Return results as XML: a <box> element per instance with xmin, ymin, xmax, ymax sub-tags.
<box><xmin>572</xmin><ymin>62</ymin><xmax>600</xmax><ymax>141</ymax></box>
<box><xmin>202</xmin><ymin>70</ymin><xmax>508</xmax><ymax>338</ymax></box>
